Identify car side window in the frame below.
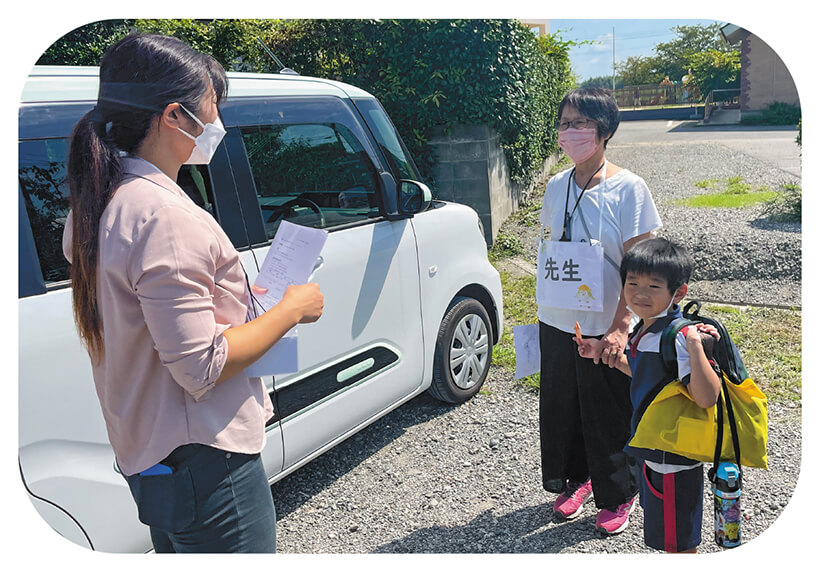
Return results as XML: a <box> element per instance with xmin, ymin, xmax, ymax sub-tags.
<box><xmin>178</xmin><ymin>165</ymin><xmax>217</xmax><ymax>216</ymax></box>
<box><xmin>19</xmin><ymin>139</ymin><xmax>71</xmax><ymax>284</ymax></box>
<box><xmin>18</xmin><ymin>138</ymin><xmax>217</xmax><ymax>288</ymax></box>
<box><xmin>240</xmin><ymin>120</ymin><xmax>381</xmax><ymax>240</ymax></box>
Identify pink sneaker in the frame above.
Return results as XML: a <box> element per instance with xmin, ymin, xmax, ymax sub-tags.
<box><xmin>553</xmin><ymin>480</ymin><xmax>593</xmax><ymax>519</ymax></box>
<box><xmin>596</xmin><ymin>497</ymin><xmax>636</xmax><ymax>534</ymax></box>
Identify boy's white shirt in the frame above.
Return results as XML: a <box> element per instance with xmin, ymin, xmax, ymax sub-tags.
<box><xmin>538</xmin><ymin>167</ymin><xmax>662</xmax><ymax>336</ymax></box>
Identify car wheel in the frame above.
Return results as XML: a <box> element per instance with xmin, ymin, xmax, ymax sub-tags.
<box><xmin>430</xmin><ymin>296</ymin><xmax>492</xmax><ymax>403</ymax></box>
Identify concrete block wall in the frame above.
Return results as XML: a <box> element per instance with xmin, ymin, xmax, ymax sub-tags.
<box><xmin>429</xmin><ymin>125</ymin><xmax>556</xmax><ymax>245</ymax></box>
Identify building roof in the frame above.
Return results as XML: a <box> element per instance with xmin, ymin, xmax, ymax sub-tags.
<box><xmin>719</xmin><ymin>23</ymin><xmax>745</xmax><ymax>45</ymax></box>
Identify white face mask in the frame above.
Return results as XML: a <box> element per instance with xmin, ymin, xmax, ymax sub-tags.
<box><xmin>178</xmin><ymin>103</ymin><xmax>226</xmax><ymax>165</ymax></box>
<box><xmin>626</xmin><ymin>296</ymin><xmax>677</xmax><ymax>320</ymax></box>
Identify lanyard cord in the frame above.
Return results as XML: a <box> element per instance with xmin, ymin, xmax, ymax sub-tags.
<box><xmin>560</xmin><ymin>161</ymin><xmax>606</xmax><ymax>241</ymax></box>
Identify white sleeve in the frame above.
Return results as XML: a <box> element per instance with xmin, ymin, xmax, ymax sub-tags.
<box><xmin>619</xmin><ymin>174</ymin><xmax>663</xmax><ymax>242</ymax></box>
<box><xmin>540</xmin><ymin>178</ymin><xmax>556</xmax><ymax>229</ymax></box>
<box><xmin>675</xmin><ymin>332</ymin><xmax>692</xmax><ymax>381</ymax></box>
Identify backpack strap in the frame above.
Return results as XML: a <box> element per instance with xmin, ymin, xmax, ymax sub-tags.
<box><xmin>682</xmin><ymin>300</ymin><xmax>748</xmax><ymax>384</ymax></box>
<box><xmin>659</xmin><ymin>317</ymin><xmax>696</xmax><ymax>373</ymax></box>
<box><xmin>663</xmin><ymin>313</ymin><xmax>743</xmax><ymax>470</ymax></box>
<box><xmin>713</xmin><ymin>378</ymin><xmax>743</xmax><ymax>472</ymax></box>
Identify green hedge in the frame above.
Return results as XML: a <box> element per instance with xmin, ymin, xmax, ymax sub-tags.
<box><xmin>740</xmin><ymin>101</ymin><xmax>802</xmax><ymax>127</ymax></box>
<box><xmin>38</xmin><ymin>19</ymin><xmax>573</xmax><ymax>189</ymax></box>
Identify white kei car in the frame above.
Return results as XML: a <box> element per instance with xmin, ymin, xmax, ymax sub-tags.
<box><xmin>18</xmin><ymin>66</ymin><xmax>504</xmax><ymax>552</ymax></box>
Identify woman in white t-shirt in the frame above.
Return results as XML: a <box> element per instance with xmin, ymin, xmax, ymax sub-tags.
<box><xmin>536</xmin><ymin>88</ymin><xmax>662</xmax><ymax>535</ymax></box>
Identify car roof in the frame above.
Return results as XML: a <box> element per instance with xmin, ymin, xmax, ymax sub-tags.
<box><xmin>20</xmin><ymin>66</ymin><xmax>376</xmax><ymax>104</ymax></box>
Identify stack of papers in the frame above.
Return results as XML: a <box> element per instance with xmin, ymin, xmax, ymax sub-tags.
<box><xmin>244</xmin><ymin>221</ymin><xmax>328</xmax><ymax>377</ymax></box>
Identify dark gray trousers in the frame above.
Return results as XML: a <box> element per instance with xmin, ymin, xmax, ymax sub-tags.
<box><xmin>538</xmin><ymin>322</ymin><xmax>639</xmax><ymax>510</ymax></box>
<box><xmin>125</xmin><ymin>443</ymin><xmax>277</xmax><ymax>553</ymax></box>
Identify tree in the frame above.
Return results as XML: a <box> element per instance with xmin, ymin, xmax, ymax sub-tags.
<box><xmin>687</xmin><ymin>49</ymin><xmax>740</xmax><ymax>96</ymax></box>
<box><xmin>653</xmin><ymin>23</ymin><xmax>738</xmax><ymax>82</ymax></box>
<box><xmin>31</xmin><ymin>18</ymin><xmax>573</xmax><ymax>187</ymax></box>
<box><xmin>37</xmin><ymin>20</ymin><xmax>134</xmax><ymax>65</ymax></box>
<box><xmin>611</xmin><ymin>23</ymin><xmax>741</xmax><ymax>89</ymax></box>
<box><xmin>580</xmin><ymin>75</ymin><xmax>623</xmax><ymax>89</ymax></box>
<box><xmin>616</xmin><ymin>55</ymin><xmax>662</xmax><ymax>86</ymax></box>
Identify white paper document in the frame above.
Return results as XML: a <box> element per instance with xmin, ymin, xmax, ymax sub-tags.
<box><xmin>513</xmin><ymin>324</ymin><xmax>541</xmax><ymax>380</ymax></box>
<box><xmin>244</xmin><ymin>221</ymin><xmax>328</xmax><ymax>377</ymax></box>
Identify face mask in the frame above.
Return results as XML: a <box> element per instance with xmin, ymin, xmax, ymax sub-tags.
<box><xmin>178</xmin><ymin>103</ymin><xmax>226</xmax><ymax>165</ymax></box>
<box><xmin>558</xmin><ymin>127</ymin><xmax>601</xmax><ymax>165</ymax></box>
<box><xmin>626</xmin><ymin>296</ymin><xmax>677</xmax><ymax>320</ymax></box>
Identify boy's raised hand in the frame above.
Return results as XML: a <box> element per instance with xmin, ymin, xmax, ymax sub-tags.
<box><xmin>682</xmin><ymin>323</ymin><xmax>720</xmax><ymax>359</ymax></box>
<box><xmin>573</xmin><ymin>332</ymin><xmax>604</xmax><ymax>363</ymax></box>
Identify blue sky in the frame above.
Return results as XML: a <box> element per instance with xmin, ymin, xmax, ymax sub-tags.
<box><xmin>550</xmin><ymin>19</ymin><xmax>723</xmax><ymax>82</ymax></box>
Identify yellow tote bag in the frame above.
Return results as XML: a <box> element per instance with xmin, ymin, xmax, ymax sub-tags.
<box><xmin>628</xmin><ymin>373</ymin><xmax>768</xmax><ymax>469</ymax></box>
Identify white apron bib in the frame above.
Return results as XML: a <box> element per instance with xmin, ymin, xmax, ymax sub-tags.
<box><xmin>536</xmin><ymin>161</ymin><xmax>608</xmax><ymax>312</ymax></box>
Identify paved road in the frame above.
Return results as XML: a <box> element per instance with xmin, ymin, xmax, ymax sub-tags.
<box><xmin>615</xmin><ymin>120</ymin><xmax>801</xmax><ymax>178</ymax></box>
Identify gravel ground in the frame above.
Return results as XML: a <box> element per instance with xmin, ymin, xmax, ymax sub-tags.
<box><xmin>272</xmin><ymin>371</ymin><xmax>801</xmax><ymax>554</ymax></box>
<box><xmin>270</xmin><ymin>140</ymin><xmax>802</xmax><ymax>554</ymax></box>
<box><xmin>512</xmin><ymin>141</ymin><xmax>802</xmax><ymax>309</ymax></box>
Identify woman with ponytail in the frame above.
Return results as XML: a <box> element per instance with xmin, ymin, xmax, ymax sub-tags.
<box><xmin>63</xmin><ymin>33</ymin><xmax>324</xmax><ymax>553</ymax></box>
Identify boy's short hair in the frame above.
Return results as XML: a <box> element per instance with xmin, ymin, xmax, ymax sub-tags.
<box><xmin>620</xmin><ymin>238</ymin><xmax>694</xmax><ymax>294</ymax></box>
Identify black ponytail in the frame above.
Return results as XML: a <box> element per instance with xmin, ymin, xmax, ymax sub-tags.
<box><xmin>67</xmin><ymin>112</ymin><xmax>122</xmax><ymax>358</ymax></box>
<box><xmin>67</xmin><ymin>33</ymin><xmax>228</xmax><ymax>360</ymax></box>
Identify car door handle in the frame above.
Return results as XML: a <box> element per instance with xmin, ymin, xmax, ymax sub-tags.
<box><xmin>337</xmin><ymin>358</ymin><xmax>376</xmax><ymax>384</ymax></box>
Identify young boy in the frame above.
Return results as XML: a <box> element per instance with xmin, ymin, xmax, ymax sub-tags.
<box><xmin>574</xmin><ymin>238</ymin><xmax>721</xmax><ymax>553</ymax></box>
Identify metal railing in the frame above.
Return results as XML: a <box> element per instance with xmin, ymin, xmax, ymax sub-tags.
<box><xmin>611</xmin><ymin>83</ymin><xmax>702</xmax><ymax>109</ymax></box>
<box><xmin>703</xmin><ymin>88</ymin><xmax>741</xmax><ymax>122</ymax></box>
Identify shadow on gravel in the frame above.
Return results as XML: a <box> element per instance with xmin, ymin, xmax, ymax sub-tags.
<box><xmin>749</xmin><ymin>216</ymin><xmax>802</xmax><ymax>233</ymax></box>
<box><xmin>373</xmin><ymin>504</ymin><xmax>603</xmax><ymax>553</ymax></box>
<box><xmin>272</xmin><ymin>391</ymin><xmax>460</xmax><ymax>519</ymax></box>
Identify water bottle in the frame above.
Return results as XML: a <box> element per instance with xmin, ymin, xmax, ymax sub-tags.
<box><xmin>712</xmin><ymin>462</ymin><xmax>742</xmax><ymax>548</ymax></box>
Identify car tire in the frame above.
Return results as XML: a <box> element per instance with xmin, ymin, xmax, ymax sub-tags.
<box><xmin>429</xmin><ymin>296</ymin><xmax>493</xmax><ymax>403</ymax></box>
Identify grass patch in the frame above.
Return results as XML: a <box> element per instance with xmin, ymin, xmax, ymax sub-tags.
<box><xmin>677</xmin><ymin>176</ymin><xmax>777</xmax><ymax>209</ymax></box>
<box><xmin>508</xmin><ymin>198</ymin><xmax>542</xmax><ymax>228</ymax></box>
<box><xmin>695</xmin><ymin>179</ymin><xmax>720</xmax><ymax>189</ymax></box>
<box><xmin>491</xmin><ymin>268</ymin><xmax>802</xmax><ymax>405</ymax></box>
<box><xmin>739</xmin><ymin>101</ymin><xmax>801</xmax><ymax>126</ymax></box>
<box><xmin>488</xmin><ymin>231</ymin><xmax>526</xmax><ymax>262</ymax></box>
<box><xmin>493</xmin><ymin>270</ymin><xmax>539</xmax><ymax>391</ymax></box>
<box><xmin>725</xmin><ymin>176</ymin><xmax>751</xmax><ymax>194</ymax></box>
<box><xmin>681</xmin><ymin>191</ymin><xmax>778</xmax><ymax>208</ymax></box>
<box><xmin>701</xmin><ymin>303</ymin><xmax>802</xmax><ymax>405</ymax></box>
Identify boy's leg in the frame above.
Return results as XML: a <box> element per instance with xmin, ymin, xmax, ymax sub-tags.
<box><xmin>575</xmin><ymin>350</ymin><xmax>639</xmax><ymax>510</ymax></box>
<box><xmin>539</xmin><ymin>322</ymin><xmax>589</xmax><ymax>493</ymax></box>
<box><xmin>640</xmin><ymin>462</ymin><xmax>704</xmax><ymax>553</ymax></box>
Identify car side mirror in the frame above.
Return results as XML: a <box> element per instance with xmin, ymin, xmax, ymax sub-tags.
<box><xmin>398</xmin><ymin>180</ymin><xmax>433</xmax><ymax>215</ymax></box>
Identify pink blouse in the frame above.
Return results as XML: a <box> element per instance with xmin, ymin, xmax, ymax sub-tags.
<box><xmin>63</xmin><ymin>157</ymin><xmax>273</xmax><ymax>476</ymax></box>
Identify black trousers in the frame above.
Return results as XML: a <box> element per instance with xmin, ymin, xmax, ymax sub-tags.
<box><xmin>538</xmin><ymin>322</ymin><xmax>639</xmax><ymax>510</ymax></box>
